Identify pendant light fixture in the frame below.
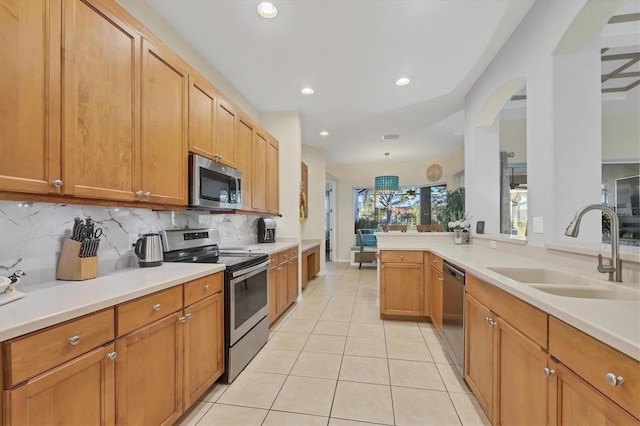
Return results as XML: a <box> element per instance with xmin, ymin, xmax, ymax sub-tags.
<box><xmin>374</xmin><ymin>152</ymin><xmax>399</xmax><ymax>193</ymax></box>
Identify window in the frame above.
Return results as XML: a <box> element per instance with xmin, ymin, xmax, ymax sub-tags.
<box><xmin>354</xmin><ymin>185</ymin><xmax>446</xmax><ymax>232</ymax></box>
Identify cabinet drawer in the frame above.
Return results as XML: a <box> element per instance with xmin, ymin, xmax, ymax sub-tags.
<box><xmin>184</xmin><ymin>273</ymin><xmax>223</xmax><ymax>306</ymax></box>
<box><xmin>289</xmin><ymin>247</ymin><xmax>298</xmax><ymax>258</ymax></box>
<box><xmin>3</xmin><ymin>308</ymin><xmax>114</xmax><ymax>388</ymax></box>
<box><xmin>268</xmin><ymin>254</ymin><xmax>279</xmax><ymax>268</ymax></box>
<box><xmin>278</xmin><ymin>250</ymin><xmax>290</xmax><ymax>264</ymax></box>
<box><xmin>117</xmin><ymin>286</ymin><xmax>182</xmax><ymax>336</ymax></box>
<box><xmin>380</xmin><ymin>251</ymin><xmax>423</xmax><ymax>264</ymax></box>
<box><xmin>429</xmin><ymin>253</ymin><xmax>443</xmax><ymax>272</ymax></box>
<box><xmin>549</xmin><ymin>317</ymin><xmax>640</xmax><ymax>419</ymax></box>
<box><xmin>467</xmin><ymin>275</ymin><xmax>547</xmax><ymax>348</ymax></box>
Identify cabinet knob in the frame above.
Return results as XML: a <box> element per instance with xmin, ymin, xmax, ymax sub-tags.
<box><xmin>144</xmin><ymin>192</ymin><xmax>151</xmax><ymax>197</ymax></box>
<box><xmin>179</xmin><ymin>316</ymin><xmax>187</xmax><ymax>323</ymax></box>
<box><xmin>204</xmin><ymin>284</ymin><xmax>210</xmax><ymax>290</ymax></box>
<box><xmin>136</xmin><ymin>190</ymin><xmax>143</xmax><ymax>196</ymax></box>
<box><xmin>107</xmin><ymin>352</ymin><xmax>117</xmax><ymax>361</ymax></box>
<box><xmin>543</xmin><ymin>367</ymin><xmax>555</xmax><ymax>377</ymax></box>
<box><xmin>400</xmin><ymin>255</ymin><xmax>404</xmax><ymax>260</ymax></box>
<box><xmin>52</xmin><ymin>179</ymin><xmax>63</xmax><ymax>187</ymax></box>
<box><xmin>153</xmin><ymin>304</ymin><xmax>161</xmax><ymax>311</ymax></box>
<box><xmin>186</xmin><ymin>313</ymin><xmax>193</xmax><ymax>320</ymax></box>
<box><xmin>438</xmin><ymin>277</ymin><xmax>444</xmax><ymax>281</ymax></box>
<box><xmin>605</xmin><ymin>373</ymin><xmax>624</xmax><ymax>387</ymax></box>
<box><xmin>68</xmin><ymin>335</ymin><xmax>81</xmax><ymax>345</ymax></box>
<box><xmin>489</xmin><ymin>319</ymin><xmax>497</xmax><ymax>327</ymax></box>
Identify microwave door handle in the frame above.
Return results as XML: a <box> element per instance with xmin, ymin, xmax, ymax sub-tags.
<box><xmin>235</xmin><ymin>175</ymin><xmax>240</xmax><ymax>204</ymax></box>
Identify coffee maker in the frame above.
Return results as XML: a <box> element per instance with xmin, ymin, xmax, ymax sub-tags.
<box><xmin>257</xmin><ymin>218</ymin><xmax>276</xmax><ymax>243</ymax></box>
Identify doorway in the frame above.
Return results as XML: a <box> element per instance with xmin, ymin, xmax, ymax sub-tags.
<box><xmin>325</xmin><ymin>182</ymin><xmax>336</xmax><ymax>261</ymax></box>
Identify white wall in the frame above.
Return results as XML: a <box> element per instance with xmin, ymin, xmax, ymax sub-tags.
<box><xmin>603</xmin><ymin>113</ymin><xmax>640</xmax><ymax>161</ymax></box>
<box><xmin>301</xmin><ymin>145</ymin><xmax>327</xmax><ymax>269</ymax></box>
<box><xmin>499</xmin><ymin>119</ymin><xmax>527</xmax><ymax>164</ymax></box>
<box><xmin>465</xmin><ymin>0</ymin><xmax>620</xmax><ymax>247</ymax></box>
<box><xmin>261</xmin><ymin>112</ymin><xmax>302</xmax><ymax>240</ymax></box>
<box><xmin>327</xmin><ymin>148</ymin><xmax>464</xmax><ymax>261</ymax></box>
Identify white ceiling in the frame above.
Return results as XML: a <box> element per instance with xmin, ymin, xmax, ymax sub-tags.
<box><xmin>146</xmin><ymin>0</ymin><xmax>534</xmax><ymax>165</ymax></box>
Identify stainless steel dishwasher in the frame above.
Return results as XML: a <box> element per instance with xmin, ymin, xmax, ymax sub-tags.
<box><xmin>442</xmin><ymin>262</ymin><xmax>465</xmax><ymax>374</ymax></box>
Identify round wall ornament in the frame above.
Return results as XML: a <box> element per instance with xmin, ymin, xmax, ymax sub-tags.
<box><xmin>426</xmin><ymin>164</ymin><xmax>443</xmax><ymax>182</ymax></box>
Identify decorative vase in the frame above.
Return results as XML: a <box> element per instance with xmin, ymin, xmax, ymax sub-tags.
<box><xmin>453</xmin><ymin>229</ymin><xmax>463</xmax><ymax>245</ymax></box>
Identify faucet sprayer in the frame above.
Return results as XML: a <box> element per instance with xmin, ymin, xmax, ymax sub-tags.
<box><xmin>564</xmin><ymin>204</ymin><xmax>622</xmax><ymax>282</ymax></box>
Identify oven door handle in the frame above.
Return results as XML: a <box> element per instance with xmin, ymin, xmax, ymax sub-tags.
<box><xmin>231</xmin><ymin>259</ymin><xmax>271</xmax><ymax>279</ymax></box>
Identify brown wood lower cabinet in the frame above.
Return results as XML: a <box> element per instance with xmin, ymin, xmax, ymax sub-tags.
<box><xmin>268</xmin><ymin>247</ymin><xmax>300</xmax><ymax>325</ymax></box>
<box><xmin>380</xmin><ymin>259</ymin><xmax>424</xmax><ymax>316</ymax></box>
<box><xmin>3</xmin><ymin>343</ymin><xmax>115</xmax><ymax>425</ymax></box>
<box><xmin>183</xmin><ymin>292</ymin><xmax>224</xmax><ymax>408</ymax></box>
<box><xmin>465</xmin><ymin>274</ymin><xmax>640</xmax><ymax>425</ymax></box>
<box><xmin>115</xmin><ymin>312</ymin><xmax>184</xmax><ymax>426</ymax></box>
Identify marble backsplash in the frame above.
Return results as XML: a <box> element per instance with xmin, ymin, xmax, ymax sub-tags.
<box><xmin>0</xmin><ymin>200</ymin><xmax>260</xmax><ymax>288</ymax></box>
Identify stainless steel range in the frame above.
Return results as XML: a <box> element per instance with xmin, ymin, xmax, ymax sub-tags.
<box><xmin>160</xmin><ymin>229</ymin><xmax>269</xmax><ymax>383</ymax></box>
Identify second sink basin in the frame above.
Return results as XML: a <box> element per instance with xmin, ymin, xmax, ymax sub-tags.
<box><xmin>487</xmin><ymin>267</ymin><xmax>586</xmax><ymax>285</ymax></box>
<box><xmin>530</xmin><ymin>284</ymin><xmax>640</xmax><ymax>301</ymax></box>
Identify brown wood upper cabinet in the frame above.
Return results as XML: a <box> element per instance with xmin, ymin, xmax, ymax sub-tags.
<box><xmin>140</xmin><ymin>38</ymin><xmax>189</xmax><ymax>205</ymax></box>
<box><xmin>236</xmin><ymin>115</ymin><xmax>254</xmax><ymax>211</ymax></box>
<box><xmin>0</xmin><ymin>0</ymin><xmax>62</xmax><ymax>195</ymax></box>
<box><xmin>267</xmin><ymin>137</ymin><xmax>280</xmax><ymax>214</ymax></box>
<box><xmin>62</xmin><ymin>0</ymin><xmax>141</xmax><ymax>202</ymax></box>
<box><xmin>188</xmin><ymin>72</ymin><xmax>236</xmax><ymax>168</ymax></box>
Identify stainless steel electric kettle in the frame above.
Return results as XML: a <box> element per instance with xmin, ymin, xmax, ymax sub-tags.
<box><xmin>134</xmin><ymin>233</ymin><xmax>163</xmax><ymax>267</ymax></box>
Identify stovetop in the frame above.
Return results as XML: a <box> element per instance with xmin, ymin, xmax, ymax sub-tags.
<box><xmin>160</xmin><ymin>229</ymin><xmax>269</xmax><ymax>272</ymax></box>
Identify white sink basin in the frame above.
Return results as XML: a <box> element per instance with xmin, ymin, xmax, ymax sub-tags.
<box><xmin>487</xmin><ymin>267</ymin><xmax>588</xmax><ymax>285</ymax></box>
<box><xmin>530</xmin><ymin>284</ymin><xmax>640</xmax><ymax>301</ymax></box>
<box><xmin>487</xmin><ymin>266</ymin><xmax>640</xmax><ymax>301</ymax></box>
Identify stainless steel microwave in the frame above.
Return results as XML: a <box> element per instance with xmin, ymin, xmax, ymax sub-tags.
<box><xmin>189</xmin><ymin>154</ymin><xmax>242</xmax><ymax>210</ymax></box>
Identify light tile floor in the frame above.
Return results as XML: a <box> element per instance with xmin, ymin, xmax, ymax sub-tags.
<box><xmin>177</xmin><ymin>262</ymin><xmax>490</xmax><ymax>426</ymax></box>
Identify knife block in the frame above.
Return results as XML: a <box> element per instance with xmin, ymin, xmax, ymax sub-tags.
<box><xmin>56</xmin><ymin>239</ymin><xmax>98</xmax><ymax>281</ymax></box>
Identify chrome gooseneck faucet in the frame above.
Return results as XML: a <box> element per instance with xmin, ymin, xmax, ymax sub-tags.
<box><xmin>565</xmin><ymin>204</ymin><xmax>622</xmax><ymax>282</ymax></box>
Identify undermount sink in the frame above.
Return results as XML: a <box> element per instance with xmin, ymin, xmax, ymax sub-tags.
<box><xmin>487</xmin><ymin>267</ymin><xmax>587</xmax><ymax>285</ymax></box>
<box><xmin>530</xmin><ymin>284</ymin><xmax>640</xmax><ymax>301</ymax></box>
<box><xmin>487</xmin><ymin>267</ymin><xmax>640</xmax><ymax>301</ymax></box>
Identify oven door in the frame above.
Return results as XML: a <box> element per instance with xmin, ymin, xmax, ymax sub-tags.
<box><xmin>229</xmin><ymin>260</ymin><xmax>269</xmax><ymax>345</ymax></box>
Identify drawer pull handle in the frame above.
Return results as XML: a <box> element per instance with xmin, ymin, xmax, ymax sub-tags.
<box><xmin>107</xmin><ymin>352</ymin><xmax>117</xmax><ymax>361</ymax></box>
<box><xmin>68</xmin><ymin>336</ymin><xmax>81</xmax><ymax>345</ymax></box>
<box><xmin>153</xmin><ymin>304</ymin><xmax>161</xmax><ymax>311</ymax></box>
<box><xmin>204</xmin><ymin>284</ymin><xmax>210</xmax><ymax>290</ymax></box>
<box><xmin>543</xmin><ymin>368</ymin><xmax>555</xmax><ymax>377</ymax></box>
<box><xmin>605</xmin><ymin>373</ymin><xmax>624</xmax><ymax>387</ymax></box>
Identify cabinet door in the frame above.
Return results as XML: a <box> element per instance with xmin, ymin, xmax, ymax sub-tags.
<box><xmin>494</xmin><ymin>317</ymin><xmax>547</xmax><ymax>426</ymax></box>
<box><xmin>215</xmin><ymin>98</ymin><xmax>237</xmax><ymax>167</ymax></box>
<box><xmin>464</xmin><ymin>294</ymin><xmax>493</xmax><ymax>421</ymax></box>
<box><xmin>116</xmin><ymin>312</ymin><xmax>183</xmax><ymax>426</ymax></box>
<box><xmin>268</xmin><ymin>267</ymin><xmax>278</xmax><ymax>325</ymax></box>
<box><xmin>5</xmin><ymin>343</ymin><xmax>115</xmax><ymax>425</ymax></box>
<box><xmin>422</xmin><ymin>253</ymin><xmax>431</xmax><ymax>316</ymax></box>
<box><xmin>188</xmin><ymin>73</ymin><xmax>216</xmax><ymax>159</ymax></box>
<box><xmin>252</xmin><ymin>131</ymin><xmax>268</xmax><ymax>211</ymax></box>
<box><xmin>0</xmin><ymin>0</ymin><xmax>62</xmax><ymax>195</ymax></box>
<box><xmin>267</xmin><ymin>137</ymin><xmax>279</xmax><ymax>214</ymax></box>
<box><xmin>62</xmin><ymin>0</ymin><xmax>140</xmax><ymax>202</ymax></box>
<box><xmin>430</xmin><ymin>268</ymin><xmax>443</xmax><ymax>333</ymax></box>
<box><xmin>140</xmin><ymin>38</ymin><xmax>188</xmax><ymax>205</ymax></box>
<box><xmin>277</xmin><ymin>263</ymin><xmax>289</xmax><ymax>315</ymax></box>
<box><xmin>183</xmin><ymin>293</ymin><xmax>224</xmax><ymax>407</ymax></box>
<box><xmin>380</xmin><ymin>263</ymin><xmax>424</xmax><ymax>316</ymax></box>
<box><xmin>237</xmin><ymin>117</ymin><xmax>254</xmax><ymax>211</ymax></box>
<box><xmin>287</xmin><ymin>257</ymin><xmax>299</xmax><ymax>304</ymax></box>
<box><xmin>547</xmin><ymin>359</ymin><xmax>640</xmax><ymax>426</ymax></box>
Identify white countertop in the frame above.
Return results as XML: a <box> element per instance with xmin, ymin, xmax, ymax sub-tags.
<box><xmin>301</xmin><ymin>239</ymin><xmax>322</xmax><ymax>252</ymax></box>
<box><xmin>0</xmin><ymin>263</ymin><xmax>225</xmax><ymax>341</ymax></box>
<box><xmin>376</xmin><ymin>233</ymin><xmax>640</xmax><ymax>361</ymax></box>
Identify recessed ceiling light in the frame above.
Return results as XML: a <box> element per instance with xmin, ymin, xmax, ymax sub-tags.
<box><xmin>320</xmin><ymin>131</ymin><xmax>329</xmax><ymax>136</ymax></box>
<box><xmin>257</xmin><ymin>2</ymin><xmax>277</xmax><ymax>18</ymax></box>
<box><xmin>301</xmin><ymin>87</ymin><xmax>314</xmax><ymax>95</ymax></box>
<box><xmin>395</xmin><ymin>77</ymin><xmax>410</xmax><ymax>86</ymax></box>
